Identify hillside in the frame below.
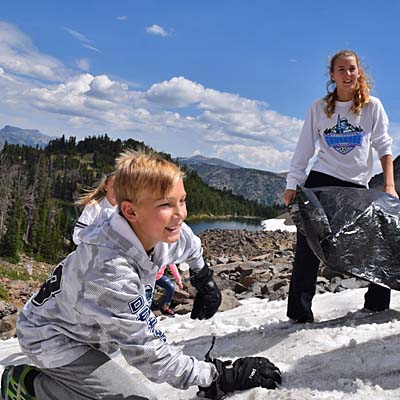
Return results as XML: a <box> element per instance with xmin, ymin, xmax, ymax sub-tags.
<box><xmin>176</xmin><ymin>155</ymin><xmax>241</xmax><ymax>169</ymax></box>
<box><xmin>0</xmin><ymin>135</ymin><xmax>279</xmax><ymax>263</ymax></box>
<box><xmin>178</xmin><ymin>156</ymin><xmax>286</xmax><ymax>206</ymax></box>
<box><xmin>0</xmin><ymin>125</ymin><xmax>55</xmax><ymax>149</ymax></box>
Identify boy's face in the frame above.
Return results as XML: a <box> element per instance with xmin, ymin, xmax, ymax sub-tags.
<box><xmin>122</xmin><ymin>177</ymin><xmax>187</xmax><ymax>251</ymax></box>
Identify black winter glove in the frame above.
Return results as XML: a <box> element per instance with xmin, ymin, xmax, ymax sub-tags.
<box><xmin>190</xmin><ymin>265</ymin><xmax>222</xmax><ymax>320</ymax></box>
<box><xmin>198</xmin><ymin>357</ymin><xmax>281</xmax><ymax>399</ymax></box>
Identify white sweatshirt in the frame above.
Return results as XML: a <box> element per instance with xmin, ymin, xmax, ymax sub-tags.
<box><xmin>286</xmin><ymin>96</ymin><xmax>393</xmax><ymax>190</ymax></box>
<box><xmin>73</xmin><ymin>196</ymin><xmax>117</xmax><ymax>245</ymax></box>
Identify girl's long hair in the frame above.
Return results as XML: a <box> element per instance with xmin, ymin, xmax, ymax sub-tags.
<box><xmin>75</xmin><ymin>172</ymin><xmax>115</xmax><ymax>206</ymax></box>
<box><xmin>324</xmin><ymin>50</ymin><xmax>372</xmax><ymax>118</ymax></box>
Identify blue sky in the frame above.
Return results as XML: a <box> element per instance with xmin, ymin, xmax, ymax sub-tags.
<box><xmin>1</xmin><ymin>0</ymin><xmax>400</xmax><ymax>172</ymax></box>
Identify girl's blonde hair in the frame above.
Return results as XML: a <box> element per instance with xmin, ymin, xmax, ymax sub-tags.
<box><xmin>76</xmin><ymin>172</ymin><xmax>115</xmax><ymax>206</ymax></box>
<box><xmin>114</xmin><ymin>149</ymin><xmax>184</xmax><ymax>206</ymax></box>
<box><xmin>324</xmin><ymin>49</ymin><xmax>372</xmax><ymax>118</ymax></box>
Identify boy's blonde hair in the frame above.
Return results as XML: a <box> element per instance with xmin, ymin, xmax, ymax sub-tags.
<box><xmin>114</xmin><ymin>149</ymin><xmax>184</xmax><ymax>206</ymax></box>
<box><xmin>76</xmin><ymin>172</ymin><xmax>115</xmax><ymax>206</ymax></box>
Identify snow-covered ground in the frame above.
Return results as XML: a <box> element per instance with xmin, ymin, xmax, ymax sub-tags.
<box><xmin>261</xmin><ymin>218</ymin><xmax>297</xmax><ymax>232</ymax></box>
<box><xmin>2</xmin><ymin>220</ymin><xmax>399</xmax><ymax>399</ymax></box>
<box><xmin>2</xmin><ymin>289</ymin><xmax>400</xmax><ymax>399</ymax></box>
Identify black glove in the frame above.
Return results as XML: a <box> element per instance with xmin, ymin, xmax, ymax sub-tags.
<box><xmin>198</xmin><ymin>357</ymin><xmax>281</xmax><ymax>399</ymax></box>
<box><xmin>190</xmin><ymin>265</ymin><xmax>222</xmax><ymax>320</ymax></box>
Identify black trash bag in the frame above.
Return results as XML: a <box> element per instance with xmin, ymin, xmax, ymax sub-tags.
<box><xmin>289</xmin><ymin>185</ymin><xmax>400</xmax><ymax>290</ymax></box>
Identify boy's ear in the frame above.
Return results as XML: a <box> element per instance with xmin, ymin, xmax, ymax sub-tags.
<box><xmin>120</xmin><ymin>200</ymin><xmax>137</xmax><ymax>222</ymax></box>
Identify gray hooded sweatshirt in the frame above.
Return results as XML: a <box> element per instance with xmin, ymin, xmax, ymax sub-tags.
<box><xmin>17</xmin><ymin>212</ymin><xmax>216</xmax><ymax>389</ymax></box>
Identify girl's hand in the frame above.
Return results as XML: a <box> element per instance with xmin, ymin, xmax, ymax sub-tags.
<box><xmin>177</xmin><ymin>281</ymin><xmax>184</xmax><ymax>290</ymax></box>
<box><xmin>384</xmin><ymin>184</ymin><xmax>399</xmax><ymax>199</ymax></box>
<box><xmin>284</xmin><ymin>189</ymin><xmax>297</xmax><ymax>207</ymax></box>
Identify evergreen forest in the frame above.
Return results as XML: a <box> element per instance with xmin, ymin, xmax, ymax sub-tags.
<box><xmin>0</xmin><ymin>135</ymin><xmax>280</xmax><ymax>263</ymax></box>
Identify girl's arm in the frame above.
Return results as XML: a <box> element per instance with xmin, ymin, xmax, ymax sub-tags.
<box><xmin>168</xmin><ymin>264</ymin><xmax>183</xmax><ymax>288</ymax></box>
<box><xmin>380</xmin><ymin>154</ymin><xmax>399</xmax><ymax>199</ymax></box>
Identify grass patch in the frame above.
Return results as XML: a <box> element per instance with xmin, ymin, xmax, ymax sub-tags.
<box><xmin>0</xmin><ymin>264</ymin><xmax>48</xmax><ymax>282</ymax></box>
<box><xmin>0</xmin><ymin>284</ymin><xmax>9</xmax><ymax>300</ymax></box>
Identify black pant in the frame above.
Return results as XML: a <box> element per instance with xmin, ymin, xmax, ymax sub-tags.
<box><xmin>287</xmin><ymin>171</ymin><xmax>391</xmax><ymax>321</ymax></box>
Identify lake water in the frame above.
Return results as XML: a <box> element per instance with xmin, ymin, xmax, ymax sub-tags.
<box><xmin>187</xmin><ymin>218</ymin><xmax>263</xmax><ymax>234</ymax></box>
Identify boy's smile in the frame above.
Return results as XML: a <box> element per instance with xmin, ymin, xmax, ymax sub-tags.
<box><xmin>123</xmin><ymin>177</ymin><xmax>187</xmax><ymax>251</ymax></box>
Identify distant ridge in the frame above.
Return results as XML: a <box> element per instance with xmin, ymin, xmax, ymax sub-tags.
<box><xmin>177</xmin><ymin>155</ymin><xmax>286</xmax><ymax>206</ymax></box>
<box><xmin>176</xmin><ymin>155</ymin><xmax>241</xmax><ymax>169</ymax></box>
<box><xmin>0</xmin><ymin>125</ymin><xmax>56</xmax><ymax>149</ymax></box>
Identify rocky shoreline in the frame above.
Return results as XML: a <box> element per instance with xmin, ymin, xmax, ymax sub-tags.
<box><xmin>0</xmin><ymin>229</ymin><xmax>369</xmax><ymax>339</ymax></box>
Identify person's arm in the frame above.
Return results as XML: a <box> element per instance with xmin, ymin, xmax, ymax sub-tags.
<box><xmin>82</xmin><ymin>261</ymin><xmax>216</xmax><ymax>390</ymax></box>
<box><xmin>370</xmin><ymin>99</ymin><xmax>399</xmax><ymax>199</ymax></box>
<box><xmin>284</xmin><ymin>102</ymin><xmax>319</xmax><ymax>205</ymax></box>
<box><xmin>168</xmin><ymin>264</ymin><xmax>183</xmax><ymax>288</ymax></box>
<box><xmin>380</xmin><ymin>154</ymin><xmax>399</xmax><ymax>198</ymax></box>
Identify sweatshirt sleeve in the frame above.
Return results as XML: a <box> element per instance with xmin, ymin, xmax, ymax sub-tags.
<box><xmin>73</xmin><ymin>203</ymin><xmax>101</xmax><ymax>245</ymax></box>
<box><xmin>82</xmin><ymin>260</ymin><xmax>215</xmax><ymax>389</ymax></box>
<box><xmin>370</xmin><ymin>98</ymin><xmax>393</xmax><ymax>159</ymax></box>
<box><xmin>286</xmin><ymin>103</ymin><xmax>319</xmax><ymax>190</ymax></box>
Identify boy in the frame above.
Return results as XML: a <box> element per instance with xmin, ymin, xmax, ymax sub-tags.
<box><xmin>1</xmin><ymin>150</ymin><xmax>281</xmax><ymax>400</ymax></box>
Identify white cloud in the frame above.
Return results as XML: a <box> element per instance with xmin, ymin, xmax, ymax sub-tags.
<box><xmin>215</xmin><ymin>144</ymin><xmax>294</xmax><ymax>172</ymax></box>
<box><xmin>146</xmin><ymin>24</ymin><xmax>169</xmax><ymax>37</ymax></box>
<box><xmin>82</xmin><ymin>43</ymin><xmax>100</xmax><ymax>53</ymax></box>
<box><xmin>64</xmin><ymin>27</ymin><xmax>100</xmax><ymax>52</ymax></box>
<box><xmin>0</xmin><ymin>22</ymin><xmax>305</xmax><ymax>173</ymax></box>
<box><xmin>116</xmin><ymin>16</ymin><xmax>128</xmax><ymax>21</ymax></box>
<box><xmin>75</xmin><ymin>58</ymin><xmax>90</xmax><ymax>71</ymax></box>
<box><xmin>146</xmin><ymin>77</ymin><xmax>204</xmax><ymax>107</ymax></box>
<box><xmin>0</xmin><ymin>21</ymin><xmax>68</xmax><ymax>81</ymax></box>
<box><xmin>63</xmin><ymin>27</ymin><xmax>91</xmax><ymax>44</ymax></box>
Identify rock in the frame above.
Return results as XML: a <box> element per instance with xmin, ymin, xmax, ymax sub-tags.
<box><xmin>340</xmin><ymin>277</ymin><xmax>359</xmax><ymax>290</ymax></box>
<box><xmin>218</xmin><ymin>289</ymin><xmax>241</xmax><ymax>312</ymax></box>
<box><xmin>0</xmin><ymin>229</ymin><xmax>374</xmax><ymax>333</ymax></box>
<box><xmin>0</xmin><ymin>312</ymin><xmax>18</xmax><ymax>340</ymax></box>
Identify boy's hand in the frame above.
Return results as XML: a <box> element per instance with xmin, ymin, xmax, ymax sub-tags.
<box><xmin>198</xmin><ymin>357</ymin><xmax>281</xmax><ymax>399</ymax></box>
<box><xmin>190</xmin><ymin>265</ymin><xmax>221</xmax><ymax>320</ymax></box>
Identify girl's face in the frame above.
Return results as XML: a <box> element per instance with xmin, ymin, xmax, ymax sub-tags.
<box><xmin>330</xmin><ymin>55</ymin><xmax>360</xmax><ymax>101</ymax></box>
<box><xmin>105</xmin><ymin>176</ymin><xmax>117</xmax><ymax>206</ymax></box>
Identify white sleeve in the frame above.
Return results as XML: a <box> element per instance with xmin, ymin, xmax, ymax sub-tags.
<box><xmin>82</xmin><ymin>260</ymin><xmax>215</xmax><ymax>389</ymax></box>
<box><xmin>154</xmin><ymin>223</ymin><xmax>205</xmax><ymax>273</ymax></box>
<box><xmin>370</xmin><ymin>99</ymin><xmax>393</xmax><ymax>159</ymax></box>
<box><xmin>73</xmin><ymin>204</ymin><xmax>101</xmax><ymax>245</ymax></box>
<box><xmin>286</xmin><ymin>103</ymin><xmax>320</xmax><ymax>190</ymax></box>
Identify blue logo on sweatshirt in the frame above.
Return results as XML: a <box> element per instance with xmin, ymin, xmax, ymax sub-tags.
<box><xmin>324</xmin><ymin>115</ymin><xmax>364</xmax><ymax>155</ymax></box>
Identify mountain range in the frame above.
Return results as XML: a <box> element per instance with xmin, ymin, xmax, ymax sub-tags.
<box><xmin>177</xmin><ymin>155</ymin><xmax>286</xmax><ymax>206</ymax></box>
<box><xmin>0</xmin><ymin>125</ymin><xmax>55</xmax><ymax>149</ymax></box>
<box><xmin>2</xmin><ymin>124</ymin><xmax>398</xmax><ymax>205</ymax></box>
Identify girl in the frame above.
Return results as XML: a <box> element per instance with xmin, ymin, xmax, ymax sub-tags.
<box><xmin>73</xmin><ymin>172</ymin><xmax>117</xmax><ymax>245</ymax></box>
<box><xmin>285</xmin><ymin>49</ymin><xmax>398</xmax><ymax>323</ymax></box>
<box><xmin>155</xmin><ymin>264</ymin><xmax>183</xmax><ymax>316</ymax></box>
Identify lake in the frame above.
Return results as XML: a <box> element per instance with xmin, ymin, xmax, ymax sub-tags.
<box><xmin>187</xmin><ymin>218</ymin><xmax>263</xmax><ymax>234</ymax></box>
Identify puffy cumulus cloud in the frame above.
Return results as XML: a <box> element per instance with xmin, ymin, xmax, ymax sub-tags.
<box><xmin>0</xmin><ymin>21</ymin><xmax>69</xmax><ymax>81</ymax></box>
<box><xmin>87</xmin><ymin>74</ymin><xmax>129</xmax><ymax>101</ymax></box>
<box><xmin>215</xmin><ymin>144</ymin><xmax>294</xmax><ymax>172</ymax></box>
<box><xmin>144</xmin><ymin>76</ymin><xmax>302</xmax><ymax>150</ymax></box>
<box><xmin>146</xmin><ymin>24</ymin><xmax>169</xmax><ymax>37</ymax></box>
<box><xmin>0</xmin><ymin>24</ymin><xmax>305</xmax><ymax>173</ymax></box>
<box><xmin>146</xmin><ymin>77</ymin><xmax>204</xmax><ymax>107</ymax></box>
